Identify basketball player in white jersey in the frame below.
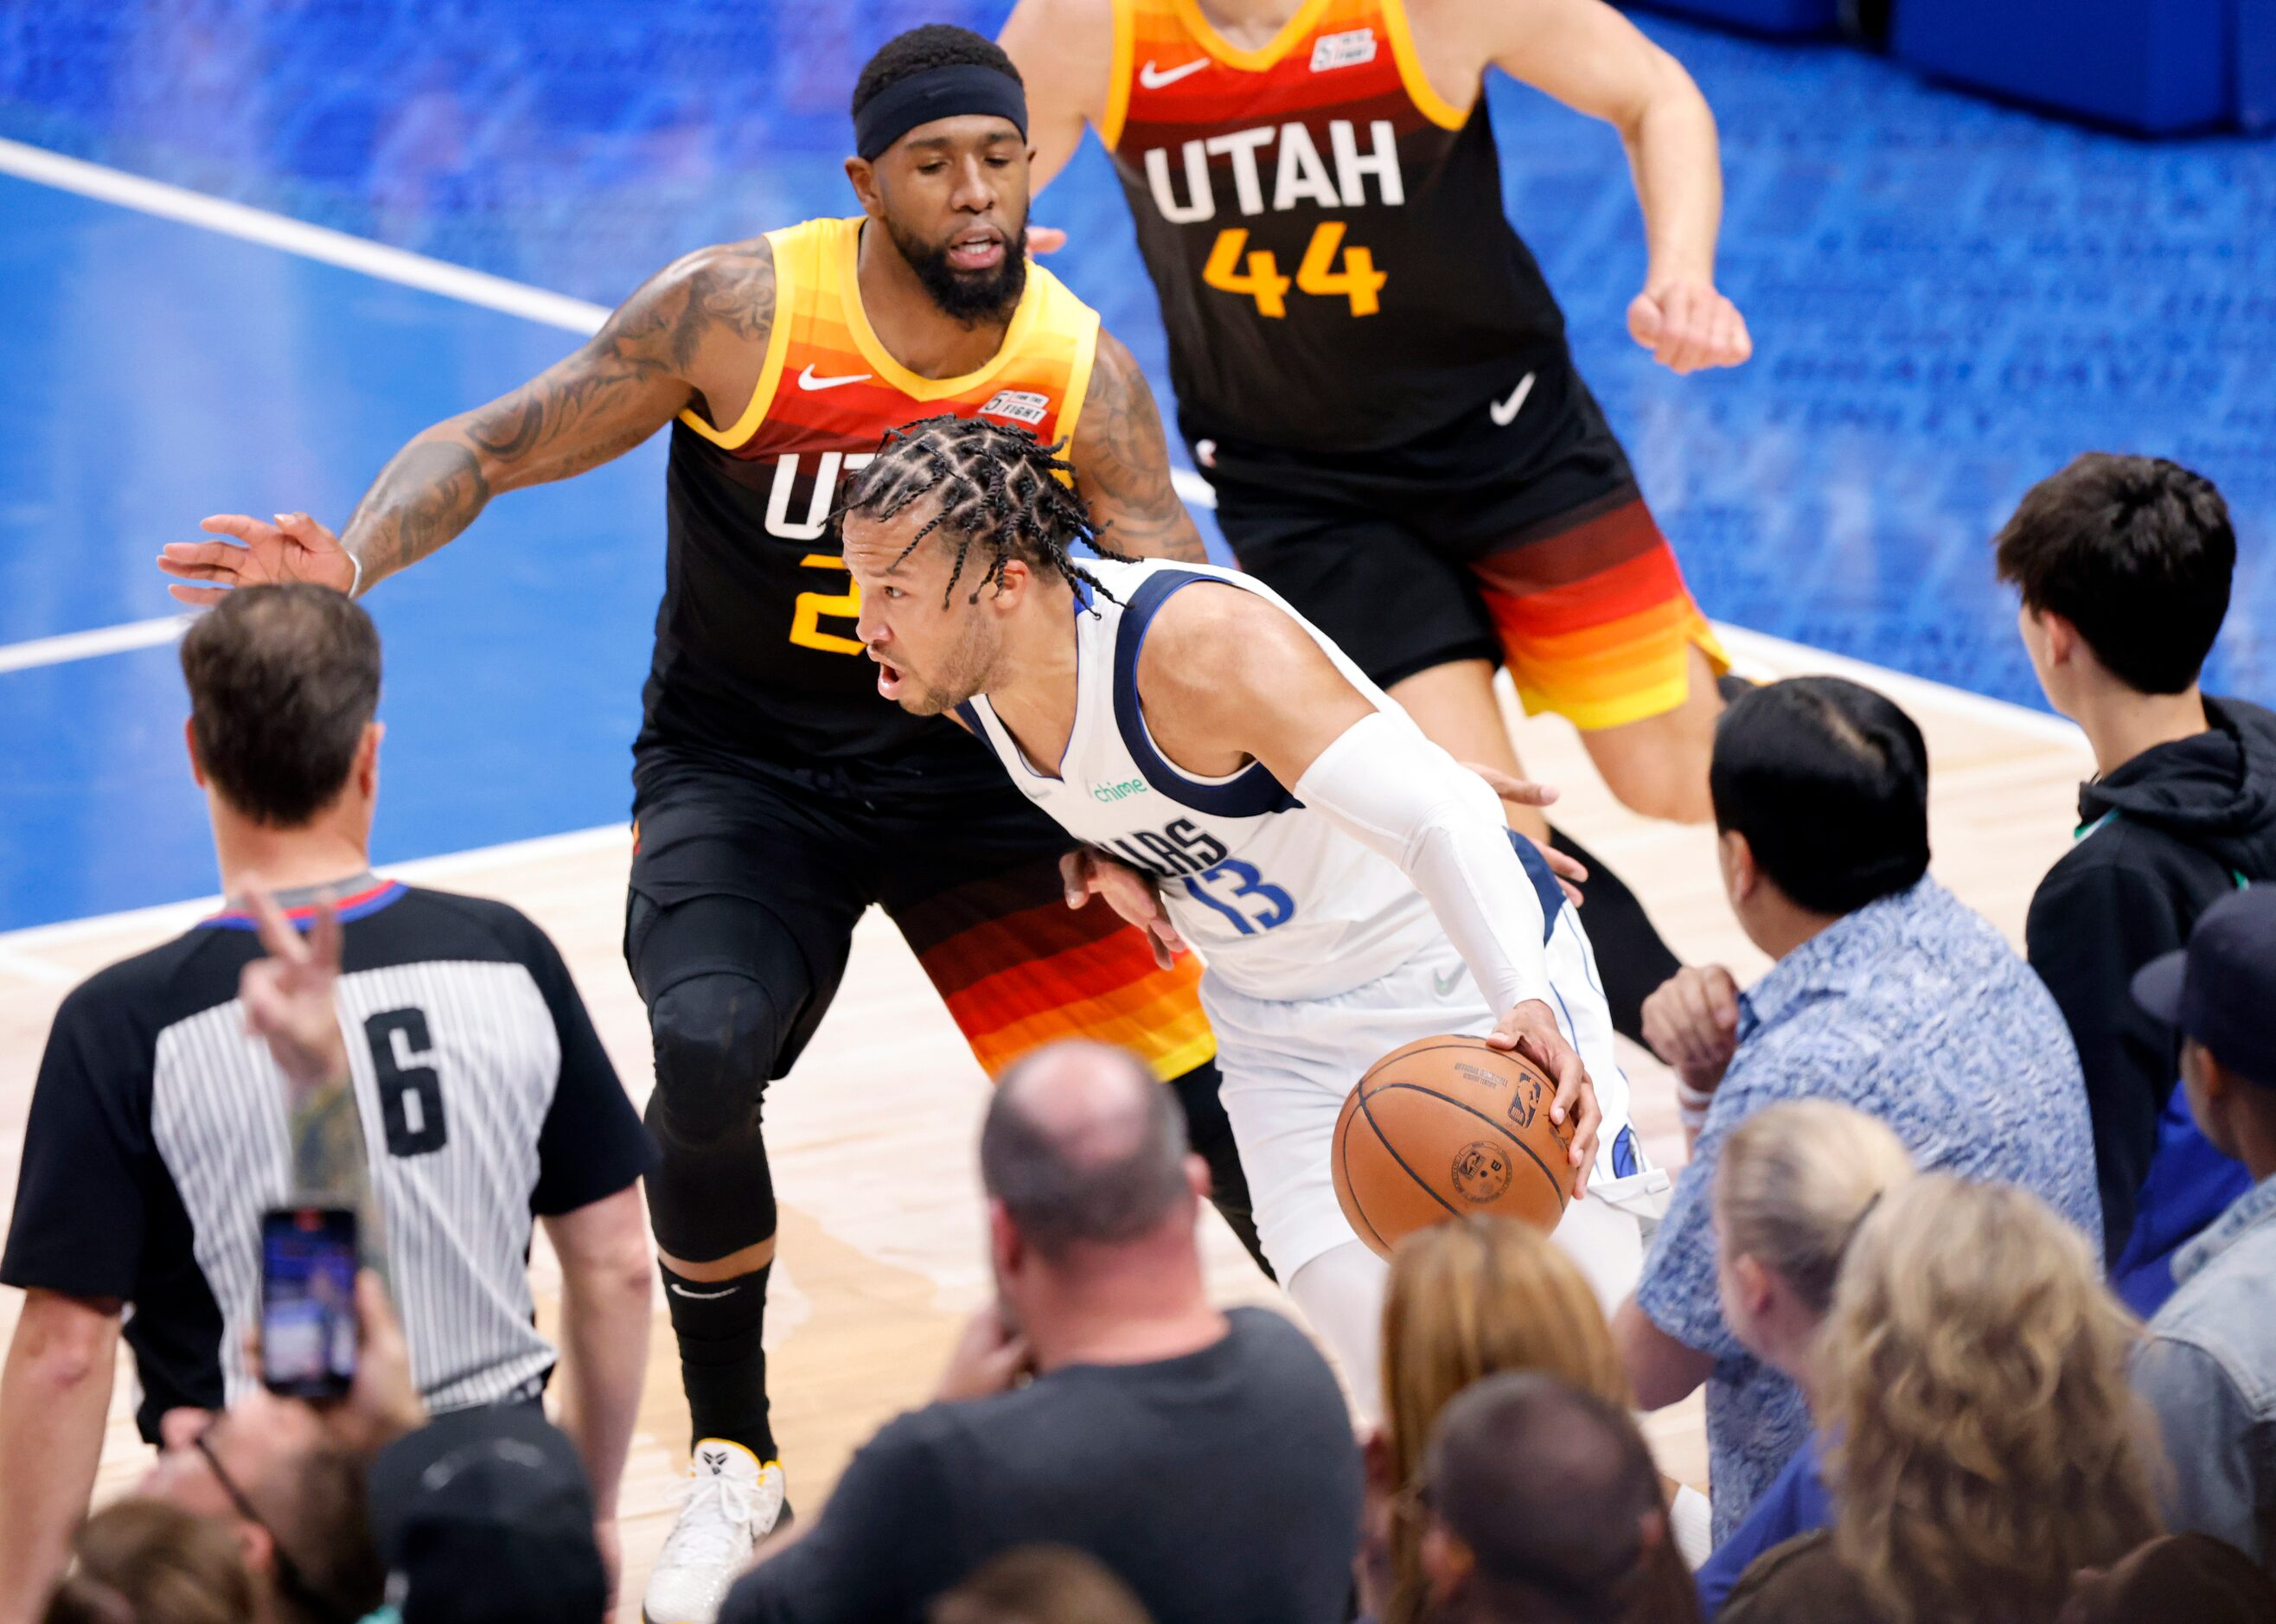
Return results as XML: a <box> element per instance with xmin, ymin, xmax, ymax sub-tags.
<box><xmin>836</xmin><ymin>415</ymin><xmax>1653</xmax><ymax>1408</ymax></box>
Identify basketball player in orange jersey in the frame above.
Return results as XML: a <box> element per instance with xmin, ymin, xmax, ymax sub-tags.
<box><xmin>1001</xmin><ymin>0</ymin><xmax>1751</xmax><ymax>1035</ymax></box>
<box><xmin>156</xmin><ymin>28</ymin><xmax>1263</xmax><ymax>1623</ymax></box>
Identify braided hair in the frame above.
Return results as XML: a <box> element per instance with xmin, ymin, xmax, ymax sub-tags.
<box><xmin>838</xmin><ymin>414</ymin><xmax>1133</xmax><ymax>608</ymax></box>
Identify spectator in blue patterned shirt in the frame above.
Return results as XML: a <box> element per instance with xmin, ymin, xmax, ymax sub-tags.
<box><xmin>1610</xmin><ymin>677</ymin><xmax>2100</xmax><ymax>1543</ymax></box>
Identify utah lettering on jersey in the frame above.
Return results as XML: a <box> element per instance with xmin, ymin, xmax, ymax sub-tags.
<box><xmin>760</xmin><ymin>451</ymin><xmax>874</xmax><ymax>542</ymax></box>
<box><xmin>1142</xmin><ymin>117</ymin><xmax>1404</xmax><ymax>222</ymax></box>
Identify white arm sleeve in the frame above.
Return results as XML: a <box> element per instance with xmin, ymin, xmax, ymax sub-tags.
<box><xmin>1292</xmin><ymin>710</ymin><xmax>1553</xmax><ymax>1013</ymax></box>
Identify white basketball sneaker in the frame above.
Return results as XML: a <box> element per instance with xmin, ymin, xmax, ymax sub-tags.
<box><xmin>642</xmin><ymin>1441</ymin><xmax>787</xmax><ymax>1624</ymax></box>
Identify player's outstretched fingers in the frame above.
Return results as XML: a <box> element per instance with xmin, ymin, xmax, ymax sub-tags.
<box><xmin>246</xmin><ymin>880</ymin><xmax>309</xmax><ymax>969</ymax></box>
<box><xmin>1460</xmin><ymin>761</ymin><xmax>1560</xmax><ymax>810</ymax></box>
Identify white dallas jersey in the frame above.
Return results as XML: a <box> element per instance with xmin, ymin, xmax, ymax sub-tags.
<box><xmin>958</xmin><ymin>559</ymin><xmax>1570</xmax><ymax>1003</ymax></box>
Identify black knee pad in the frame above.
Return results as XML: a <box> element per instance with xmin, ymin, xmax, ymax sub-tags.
<box><xmin>648</xmin><ymin>972</ymin><xmax>784</xmax><ymax>1152</ymax></box>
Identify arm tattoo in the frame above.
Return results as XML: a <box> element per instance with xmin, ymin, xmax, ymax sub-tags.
<box><xmin>341</xmin><ymin>240</ymin><xmax>776</xmax><ymax>587</ymax></box>
<box><xmin>284</xmin><ymin>1071</ymin><xmax>389</xmax><ymax>1277</ymax></box>
<box><xmin>1071</xmin><ymin>334</ymin><xmax>1207</xmax><ymax>565</ymax></box>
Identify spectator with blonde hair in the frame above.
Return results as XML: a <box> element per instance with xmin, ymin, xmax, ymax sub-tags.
<box><xmin>1364</xmin><ymin>1217</ymin><xmax>1702</xmax><ymax>1624</ymax></box>
<box><xmin>1695</xmin><ymin>1102</ymin><xmax>1915</xmax><ymax>1614</ymax></box>
<box><xmin>1721</xmin><ymin>1175</ymin><xmax>2162</xmax><ymax>1624</ymax></box>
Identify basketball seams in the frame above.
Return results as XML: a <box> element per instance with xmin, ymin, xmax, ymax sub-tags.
<box><xmin>1333</xmin><ymin>1097</ymin><xmax>1394</xmax><ymax>1254</ymax></box>
<box><xmin>1363</xmin><ymin>1080</ymin><xmax>1566</xmax><ymax>1211</ymax></box>
<box><xmin>1355</xmin><ymin>1086</ymin><xmax>1464</xmax><ymax>1222</ymax></box>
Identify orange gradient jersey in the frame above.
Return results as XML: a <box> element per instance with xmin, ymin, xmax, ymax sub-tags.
<box><xmin>1101</xmin><ymin>0</ymin><xmax>1570</xmax><ymax>454</ymax></box>
<box><xmin>645</xmin><ymin>214</ymin><xmax>1101</xmax><ymax>764</ymax></box>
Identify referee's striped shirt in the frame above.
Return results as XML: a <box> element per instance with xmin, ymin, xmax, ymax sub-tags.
<box><xmin>3</xmin><ymin>879</ymin><xmax>656</xmax><ymax>1438</ymax></box>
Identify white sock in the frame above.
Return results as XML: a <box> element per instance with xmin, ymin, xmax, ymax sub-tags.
<box><xmin>1288</xmin><ymin>1238</ymin><xmax>1391</xmax><ymax>1423</ymax></box>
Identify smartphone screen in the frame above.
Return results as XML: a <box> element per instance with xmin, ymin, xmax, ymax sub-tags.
<box><xmin>259</xmin><ymin>1207</ymin><xmax>358</xmax><ymax>1398</ymax></box>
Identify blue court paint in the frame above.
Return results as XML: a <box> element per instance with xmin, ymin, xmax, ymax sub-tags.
<box><xmin>0</xmin><ymin>177</ymin><xmax>665</xmax><ymax>926</ymax></box>
<box><xmin>1</xmin><ymin>3</ymin><xmax>2272</xmax><ymax>929</ymax></box>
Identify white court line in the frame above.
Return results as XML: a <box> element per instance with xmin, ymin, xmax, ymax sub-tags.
<box><xmin>0</xmin><ymin>614</ymin><xmax>191</xmax><ymax>674</ymax></box>
<box><xmin>0</xmin><ymin>137</ymin><xmax>608</xmax><ymax>336</ymax></box>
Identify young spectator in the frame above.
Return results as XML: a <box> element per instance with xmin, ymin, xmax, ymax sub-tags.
<box><xmin>1998</xmin><ymin>453</ymin><xmax>2275</xmax><ymax>1301</ymax></box>
<box><xmin>1720</xmin><ymin>1176</ymin><xmax>2161</xmax><ymax>1624</ymax></box>
<box><xmin>41</xmin><ymin>1502</ymin><xmax>255</xmax><ymax>1624</ymax></box>
<box><xmin>1614</xmin><ymin>677</ymin><xmax>2100</xmax><ymax>1538</ymax></box>
<box><xmin>722</xmin><ymin>1040</ymin><xmax>1362</xmax><ymax>1624</ymax></box>
<box><xmin>927</xmin><ymin>1548</ymin><xmax>1155</xmax><ymax>1624</ymax></box>
<box><xmin>1693</xmin><ymin>1103</ymin><xmax>1915</xmax><ymax>1615</ymax></box>
<box><xmin>1413</xmin><ymin>1371</ymin><xmax>1701</xmax><ymax>1624</ymax></box>
<box><xmin>2126</xmin><ymin>888</ymin><xmax>2276</xmax><ymax>1572</ymax></box>
<box><xmin>0</xmin><ymin>585</ymin><xmax>657</xmax><ymax>1618</ymax></box>
<box><xmin>1365</xmin><ymin>1216</ymin><xmax>1705</xmax><ymax>1624</ymax></box>
<box><xmin>2057</xmin><ymin>1534</ymin><xmax>2276</xmax><ymax>1623</ymax></box>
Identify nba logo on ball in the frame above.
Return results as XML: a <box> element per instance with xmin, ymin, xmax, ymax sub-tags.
<box><xmin>1452</xmin><ymin>1142</ymin><xmax>1512</xmax><ymax>1204</ymax></box>
<box><xmin>1332</xmin><ymin>1036</ymin><xmax>1573</xmax><ymax>1258</ymax></box>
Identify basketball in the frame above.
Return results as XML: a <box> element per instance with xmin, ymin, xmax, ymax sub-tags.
<box><xmin>1332</xmin><ymin>1036</ymin><xmax>1574</xmax><ymax>1259</ymax></box>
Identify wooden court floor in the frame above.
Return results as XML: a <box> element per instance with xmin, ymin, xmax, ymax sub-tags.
<box><xmin>0</xmin><ymin>630</ymin><xmax>2092</xmax><ymax>1615</ymax></box>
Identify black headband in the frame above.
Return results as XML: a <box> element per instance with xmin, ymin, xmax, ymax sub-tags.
<box><xmin>854</xmin><ymin>64</ymin><xmax>1028</xmax><ymax>161</ymax></box>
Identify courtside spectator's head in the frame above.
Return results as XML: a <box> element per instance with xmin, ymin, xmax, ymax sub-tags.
<box><xmin>42</xmin><ymin>1500</ymin><xmax>255</xmax><ymax>1624</ymax></box>
<box><xmin>2132</xmin><ymin>886</ymin><xmax>2276</xmax><ymax>1179</ymax></box>
<box><xmin>980</xmin><ymin>1041</ymin><xmax>1207</xmax><ymax>1320</ymax></box>
<box><xmin>140</xmin><ymin>1396</ymin><xmax>384</xmax><ymax>1624</ymax></box>
<box><xmin>1375</xmin><ymin>1218</ymin><xmax>1633</xmax><ymax>1624</ymax></box>
<box><xmin>846</xmin><ymin>25</ymin><xmax>1030</xmax><ymax>323</ymax></box>
<box><xmin>1815</xmin><ymin>1176</ymin><xmax>2160</xmax><ymax>1624</ymax></box>
<box><xmin>1419</xmin><ymin>1373</ymin><xmax>1697</xmax><ymax>1624</ymax></box>
<box><xmin>1709</xmin><ymin>678</ymin><xmax>1929</xmax><ymax>948</ymax></box>
<box><xmin>2056</xmin><ymin>1533</ymin><xmax>2276</xmax><ymax>1624</ymax></box>
<box><xmin>1713</xmin><ymin>1102</ymin><xmax>1914</xmax><ymax>1384</ymax></box>
<box><xmin>1996</xmin><ymin>454</ymin><xmax>2233</xmax><ymax>707</ymax></box>
<box><xmin>180</xmin><ymin>585</ymin><xmax>382</xmax><ymax>834</ymax></box>
<box><xmin>928</xmin><ymin>1545</ymin><xmax>1156</xmax><ymax>1624</ymax></box>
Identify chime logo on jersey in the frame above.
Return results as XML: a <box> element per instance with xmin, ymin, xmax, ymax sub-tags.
<box><xmin>1144</xmin><ymin>117</ymin><xmax>1405</xmax><ymax>223</ymax></box>
<box><xmin>762</xmin><ymin>451</ymin><xmax>875</xmax><ymax>541</ymax></box>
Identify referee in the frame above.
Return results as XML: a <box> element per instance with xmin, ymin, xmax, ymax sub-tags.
<box><xmin>0</xmin><ymin>585</ymin><xmax>659</xmax><ymax>1620</ymax></box>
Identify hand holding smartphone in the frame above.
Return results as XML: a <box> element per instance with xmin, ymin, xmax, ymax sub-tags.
<box><xmin>260</xmin><ymin>1206</ymin><xmax>360</xmax><ymax>1398</ymax></box>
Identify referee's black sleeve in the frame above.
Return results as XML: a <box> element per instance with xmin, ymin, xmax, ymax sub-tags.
<box><xmin>511</xmin><ymin>915</ymin><xmax>657</xmax><ymax>1216</ymax></box>
<box><xmin>2</xmin><ymin>977</ymin><xmax>151</xmax><ymax>1301</ymax></box>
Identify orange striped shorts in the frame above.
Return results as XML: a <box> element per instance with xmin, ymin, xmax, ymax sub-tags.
<box><xmin>890</xmin><ymin>854</ymin><xmax>1217</xmax><ymax>1084</ymax></box>
<box><xmin>1468</xmin><ymin>494</ymin><xmax>1728</xmax><ymax>732</ymax></box>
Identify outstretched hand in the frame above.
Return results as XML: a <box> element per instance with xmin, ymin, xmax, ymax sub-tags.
<box><xmin>239</xmin><ymin>881</ymin><xmax>350</xmax><ymax>1090</ymax></box>
<box><xmin>1061</xmin><ymin>847</ymin><xmax>1186</xmax><ymax>970</ymax></box>
<box><xmin>160</xmin><ymin>513</ymin><xmax>356</xmax><ymax>604</ymax></box>
<box><xmin>1487</xmin><ymin>997</ymin><xmax>1602</xmax><ymax>1198</ymax></box>
<box><xmin>1460</xmin><ymin>762</ymin><xmax>1588</xmax><ymax>908</ymax></box>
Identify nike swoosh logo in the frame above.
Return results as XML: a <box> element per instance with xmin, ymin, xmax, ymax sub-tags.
<box><xmin>1488</xmin><ymin>372</ymin><xmax>1537</xmax><ymax>427</ymax></box>
<box><xmin>1139</xmin><ymin>58</ymin><xmax>1209</xmax><ymax>89</ymax></box>
<box><xmin>1434</xmin><ymin>968</ymin><xmax>1463</xmax><ymax>996</ymax></box>
<box><xmin>668</xmin><ymin>1282</ymin><xmax>740</xmax><ymax>1301</ymax></box>
<box><xmin>798</xmin><ymin>364</ymin><xmax>873</xmax><ymax>392</ymax></box>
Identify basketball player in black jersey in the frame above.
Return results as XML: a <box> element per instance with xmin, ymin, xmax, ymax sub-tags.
<box><xmin>1005</xmin><ymin>0</ymin><xmax>1753</xmax><ymax>1034</ymax></box>
<box><xmin>158</xmin><ymin>29</ymin><xmax>1265</xmax><ymax>1624</ymax></box>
